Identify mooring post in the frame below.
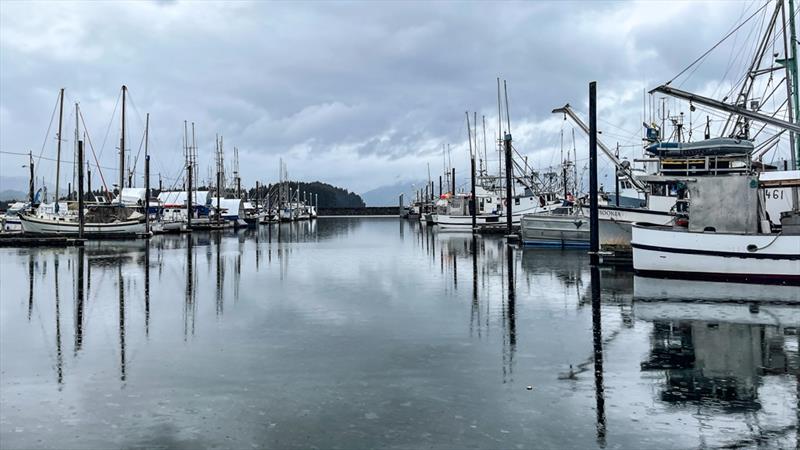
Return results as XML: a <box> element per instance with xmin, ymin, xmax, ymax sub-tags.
<box><xmin>187</xmin><ymin>163</ymin><xmax>193</xmax><ymax>231</ymax></box>
<box><xmin>77</xmin><ymin>141</ymin><xmax>85</xmax><ymax>238</ymax></box>
<box><xmin>28</xmin><ymin>152</ymin><xmax>35</xmax><ymax>205</ymax></box>
<box><xmin>471</xmin><ymin>151</ymin><xmax>477</xmax><ymax>231</ymax></box>
<box><xmin>216</xmin><ymin>170</ymin><xmax>222</xmax><ymax>226</ymax></box>
<box><xmin>86</xmin><ymin>164</ymin><xmax>91</xmax><ymax>201</ymax></box>
<box><xmin>504</xmin><ymin>132</ymin><xmax>513</xmax><ymax>236</ymax></box>
<box><xmin>589</xmin><ymin>81</ymin><xmax>600</xmax><ymax>265</ymax></box>
<box><xmin>144</xmin><ymin>154</ymin><xmax>150</xmax><ymax>235</ymax></box>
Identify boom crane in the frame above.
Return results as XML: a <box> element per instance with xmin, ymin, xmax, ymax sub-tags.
<box><xmin>552</xmin><ymin>104</ymin><xmax>647</xmax><ymax>192</ymax></box>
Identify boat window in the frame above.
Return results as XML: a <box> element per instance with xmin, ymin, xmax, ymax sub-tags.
<box><xmin>515</xmin><ymin>198</ymin><xmax>520</xmax><ymax>205</ymax></box>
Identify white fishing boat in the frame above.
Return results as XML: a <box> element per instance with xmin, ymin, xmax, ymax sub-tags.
<box><xmin>632</xmin><ymin>220</ymin><xmax>800</xmax><ymax>284</ymax></box>
<box><xmin>631</xmin><ymin>142</ymin><xmax>800</xmax><ymax>284</ymax></box>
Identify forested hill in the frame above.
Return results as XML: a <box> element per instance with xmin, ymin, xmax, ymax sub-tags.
<box><xmin>250</xmin><ymin>181</ymin><xmax>365</xmax><ymax>208</ymax></box>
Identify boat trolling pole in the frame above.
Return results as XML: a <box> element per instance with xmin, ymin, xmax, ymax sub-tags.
<box><xmin>589</xmin><ymin>81</ymin><xmax>600</xmax><ymax>265</ymax></box>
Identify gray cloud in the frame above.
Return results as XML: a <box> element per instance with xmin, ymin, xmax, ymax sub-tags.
<box><xmin>1</xmin><ymin>0</ymin><xmax>793</xmax><ymax>193</ymax></box>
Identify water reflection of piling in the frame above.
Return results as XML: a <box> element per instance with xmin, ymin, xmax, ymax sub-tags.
<box><xmin>590</xmin><ymin>266</ymin><xmax>606</xmax><ymax>447</ymax></box>
<box><xmin>118</xmin><ymin>259</ymin><xmax>126</xmax><ymax>383</ymax></box>
<box><xmin>184</xmin><ymin>233</ymin><xmax>195</xmax><ymax>339</ymax></box>
<box><xmin>144</xmin><ymin>241</ymin><xmax>150</xmax><ymax>337</ymax></box>
<box><xmin>502</xmin><ymin>246</ymin><xmax>516</xmax><ymax>382</ymax></box>
<box><xmin>453</xmin><ymin>252</ymin><xmax>457</xmax><ymax>289</ymax></box>
<box><xmin>54</xmin><ymin>254</ymin><xmax>63</xmax><ymax>387</ymax></box>
<box><xmin>470</xmin><ymin>236</ymin><xmax>480</xmax><ymax>338</ymax></box>
<box><xmin>216</xmin><ymin>233</ymin><xmax>224</xmax><ymax>316</ymax></box>
<box><xmin>74</xmin><ymin>247</ymin><xmax>85</xmax><ymax>354</ymax></box>
<box><xmin>27</xmin><ymin>254</ymin><xmax>34</xmax><ymax>321</ymax></box>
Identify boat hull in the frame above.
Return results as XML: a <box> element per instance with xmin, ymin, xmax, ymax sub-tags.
<box><xmin>1</xmin><ymin>217</ymin><xmax>22</xmax><ymax>232</ymax></box>
<box><xmin>597</xmin><ymin>206</ymin><xmax>674</xmax><ymax>248</ymax></box>
<box><xmin>20</xmin><ymin>214</ymin><xmax>146</xmax><ymax>235</ymax></box>
<box><xmin>521</xmin><ymin>214</ymin><xmax>589</xmax><ymax>248</ymax></box>
<box><xmin>631</xmin><ymin>223</ymin><xmax>800</xmax><ymax>285</ymax></box>
<box><xmin>521</xmin><ymin>206</ymin><xmax>674</xmax><ymax>249</ymax></box>
<box><xmin>433</xmin><ymin>214</ymin><xmax>502</xmax><ymax>230</ymax></box>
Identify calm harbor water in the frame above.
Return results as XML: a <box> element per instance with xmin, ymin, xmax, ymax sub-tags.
<box><xmin>1</xmin><ymin>217</ymin><xmax>797</xmax><ymax>449</ymax></box>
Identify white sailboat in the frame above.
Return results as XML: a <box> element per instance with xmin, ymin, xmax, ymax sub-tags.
<box><xmin>20</xmin><ymin>87</ymin><xmax>147</xmax><ymax>236</ymax></box>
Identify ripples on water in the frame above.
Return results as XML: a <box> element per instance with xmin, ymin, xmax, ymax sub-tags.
<box><xmin>0</xmin><ymin>218</ymin><xmax>797</xmax><ymax>449</ymax></box>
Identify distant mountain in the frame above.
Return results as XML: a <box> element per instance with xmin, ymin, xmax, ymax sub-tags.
<box><xmin>361</xmin><ymin>180</ymin><xmax>429</xmax><ymax>206</ymax></box>
<box><xmin>249</xmin><ymin>181</ymin><xmax>365</xmax><ymax>208</ymax></box>
<box><xmin>0</xmin><ymin>175</ymin><xmax>29</xmax><ymax>192</ymax></box>
<box><xmin>0</xmin><ymin>189</ymin><xmax>26</xmax><ymax>202</ymax></box>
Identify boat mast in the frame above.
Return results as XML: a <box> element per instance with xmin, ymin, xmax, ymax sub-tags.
<box><xmin>55</xmin><ymin>88</ymin><xmax>64</xmax><ymax>210</ymax></box>
<box><xmin>482</xmin><ymin>115</ymin><xmax>488</xmax><ymax>177</ymax></box>
<box><xmin>73</xmin><ymin>102</ymin><xmax>80</xmax><ymax>201</ymax></box>
<box><xmin>119</xmin><ymin>85</ymin><xmax>127</xmax><ymax>194</ymax></box>
<box><xmin>788</xmin><ymin>0</ymin><xmax>800</xmax><ymax>169</ymax></box>
<box><xmin>497</xmin><ymin>77</ymin><xmax>502</xmax><ymax>184</ymax></box>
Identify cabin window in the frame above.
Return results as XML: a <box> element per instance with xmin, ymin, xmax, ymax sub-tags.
<box><xmin>515</xmin><ymin>198</ymin><xmax>520</xmax><ymax>205</ymax></box>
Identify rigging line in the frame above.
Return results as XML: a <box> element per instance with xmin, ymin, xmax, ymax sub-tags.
<box><xmin>724</xmin><ymin>7</ymin><xmax>771</xmax><ymax>102</ymax></box>
<box><xmin>131</xmin><ymin>125</ymin><xmax>146</xmax><ymax>178</ymax></box>
<box><xmin>698</xmin><ymin>0</ymin><xmax>756</xmax><ymax>93</ymax></box>
<box><xmin>667</xmin><ymin>1</ymin><xmax>770</xmax><ymax>85</ymax></box>
<box><xmin>35</xmin><ymin>91</ymin><xmax>61</xmax><ymax>179</ymax></box>
<box><xmin>125</xmin><ymin>91</ymin><xmax>148</xmax><ymax>175</ymax></box>
<box><xmin>97</xmin><ymin>89</ymin><xmax>122</xmax><ymax>161</ymax></box>
<box><xmin>79</xmin><ymin>109</ymin><xmax>112</xmax><ymax>195</ymax></box>
<box><xmin>0</xmin><ymin>150</ymin><xmax>184</xmax><ymax>183</ymax></box>
<box><xmin>717</xmin><ymin>5</ymin><xmax>768</xmax><ymax>101</ymax></box>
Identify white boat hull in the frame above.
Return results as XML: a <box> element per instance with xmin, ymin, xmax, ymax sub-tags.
<box><xmin>20</xmin><ymin>214</ymin><xmax>146</xmax><ymax>235</ymax></box>
<box><xmin>598</xmin><ymin>206</ymin><xmax>674</xmax><ymax>248</ymax></box>
<box><xmin>1</xmin><ymin>217</ymin><xmax>22</xmax><ymax>232</ymax></box>
<box><xmin>433</xmin><ymin>214</ymin><xmax>503</xmax><ymax>229</ymax></box>
<box><xmin>631</xmin><ymin>223</ymin><xmax>800</xmax><ymax>284</ymax></box>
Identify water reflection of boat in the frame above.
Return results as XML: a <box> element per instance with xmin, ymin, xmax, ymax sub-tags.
<box><xmin>634</xmin><ymin>277</ymin><xmax>798</xmax><ymax>425</ymax></box>
<box><xmin>634</xmin><ymin>276</ymin><xmax>800</xmax><ymax>304</ymax></box>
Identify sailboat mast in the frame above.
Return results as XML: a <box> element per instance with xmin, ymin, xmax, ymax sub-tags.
<box><xmin>497</xmin><ymin>77</ymin><xmax>502</xmax><ymax>181</ymax></box>
<box><xmin>73</xmin><ymin>102</ymin><xmax>78</xmax><ymax>199</ymax></box>
<box><xmin>482</xmin><ymin>115</ymin><xmax>488</xmax><ymax>176</ymax></box>
<box><xmin>119</xmin><ymin>85</ymin><xmax>127</xmax><ymax>192</ymax></box>
<box><xmin>55</xmin><ymin>88</ymin><xmax>64</xmax><ymax>207</ymax></box>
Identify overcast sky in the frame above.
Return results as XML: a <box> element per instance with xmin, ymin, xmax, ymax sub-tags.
<box><xmin>0</xmin><ymin>0</ymin><xmax>793</xmax><ymax>195</ymax></box>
